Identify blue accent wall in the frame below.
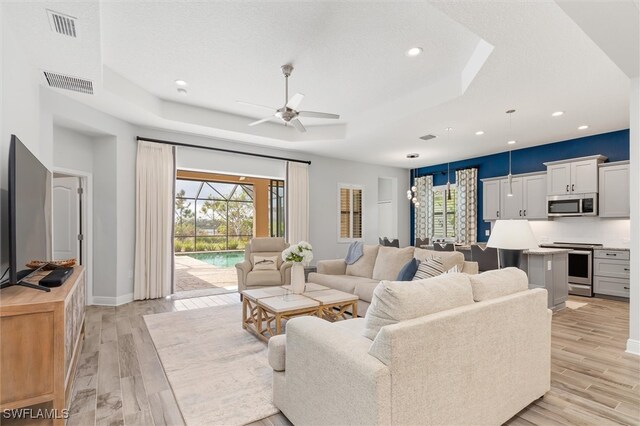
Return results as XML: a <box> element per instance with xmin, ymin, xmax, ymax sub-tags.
<box><xmin>410</xmin><ymin>129</ymin><xmax>630</xmax><ymax>243</ymax></box>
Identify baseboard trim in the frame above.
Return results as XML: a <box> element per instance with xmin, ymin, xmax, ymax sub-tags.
<box><xmin>626</xmin><ymin>339</ymin><xmax>640</xmax><ymax>356</ymax></box>
<box><xmin>91</xmin><ymin>293</ymin><xmax>134</xmax><ymax>306</ymax></box>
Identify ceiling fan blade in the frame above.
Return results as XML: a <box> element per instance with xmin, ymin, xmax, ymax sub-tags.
<box><xmin>248</xmin><ymin>116</ymin><xmax>275</xmax><ymax>127</ymax></box>
<box><xmin>298</xmin><ymin>111</ymin><xmax>340</xmax><ymax>119</ymax></box>
<box><xmin>237</xmin><ymin>100</ymin><xmax>277</xmax><ymax>112</ymax></box>
<box><xmin>286</xmin><ymin>93</ymin><xmax>305</xmax><ymax>110</ymax></box>
<box><xmin>291</xmin><ymin>118</ymin><xmax>307</xmax><ymax>133</ymax></box>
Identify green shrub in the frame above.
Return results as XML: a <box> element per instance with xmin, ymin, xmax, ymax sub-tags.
<box><xmin>227</xmin><ymin>239</ymin><xmax>239</xmax><ymax>250</ymax></box>
<box><xmin>183</xmin><ymin>240</ymin><xmax>195</xmax><ymax>252</ymax></box>
<box><xmin>174</xmin><ymin>240</ymin><xmax>183</xmax><ymax>252</ymax></box>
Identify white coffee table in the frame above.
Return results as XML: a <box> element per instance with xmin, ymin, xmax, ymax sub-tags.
<box><xmin>241</xmin><ymin>285</ymin><xmax>357</xmax><ymax>341</ymax></box>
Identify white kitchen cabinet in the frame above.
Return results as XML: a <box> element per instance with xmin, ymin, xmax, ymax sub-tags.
<box><xmin>483</xmin><ymin>179</ymin><xmax>501</xmax><ymax>221</ymax></box>
<box><xmin>484</xmin><ymin>173</ymin><xmax>547</xmax><ymax>221</ymax></box>
<box><xmin>522</xmin><ymin>173</ymin><xmax>547</xmax><ymax>219</ymax></box>
<box><xmin>599</xmin><ymin>162</ymin><xmax>630</xmax><ymax>218</ymax></box>
<box><xmin>544</xmin><ymin>155</ymin><xmax>606</xmax><ymax>196</ymax></box>
<box><xmin>500</xmin><ymin>177</ymin><xmax>523</xmax><ymax>219</ymax></box>
<box><xmin>547</xmin><ymin>163</ymin><xmax>572</xmax><ymax>195</ymax></box>
<box><xmin>594</xmin><ymin>249</ymin><xmax>630</xmax><ymax>298</ymax></box>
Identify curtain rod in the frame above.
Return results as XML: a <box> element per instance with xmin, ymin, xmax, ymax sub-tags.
<box><xmin>414</xmin><ymin>164</ymin><xmax>479</xmax><ymax>177</ymax></box>
<box><xmin>136</xmin><ymin>136</ymin><xmax>312</xmax><ymax>165</ymax></box>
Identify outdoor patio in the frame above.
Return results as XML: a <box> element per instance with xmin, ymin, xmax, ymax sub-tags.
<box><xmin>174</xmin><ymin>255</ymin><xmax>238</xmax><ymax>296</ymax></box>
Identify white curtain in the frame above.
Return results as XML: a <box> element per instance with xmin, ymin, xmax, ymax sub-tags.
<box><xmin>414</xmin><ymin>175</ymin><xmax>434</xmax><ymax>242</ymax></box>
<box><xmin>134</xmin><ymin>141</ymin><xmax>176</xmax><ymax>300</ymax></box>
<box><xmin>455</xmin><ymin>168</ymin><xmax>478</xmax><ymax>245</ymax></box>
<box><xmin>286</xmin><ymin>161</ymin><xmax>309</xmax><ymax>244</ymax></box>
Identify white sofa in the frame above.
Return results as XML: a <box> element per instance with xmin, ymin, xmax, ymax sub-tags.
<box><xmin>268</xmin><ymin>269</ymin><xmax>551</xmax><ymax>425</ymax></box>
<box><xmin>308</xmin><ymin>245</ymin><xmax>479</xmax><ymax>315</ymax></box>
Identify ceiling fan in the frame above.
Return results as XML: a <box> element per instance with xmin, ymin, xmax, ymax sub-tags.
<box><xmin>237</xmin><ymin>64</ymin><xmax>340</xmax><ymax>133</ymax></box>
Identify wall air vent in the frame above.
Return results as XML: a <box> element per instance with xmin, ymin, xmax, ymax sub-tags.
<box><xmin>46</xmin><ymin>9</ymin><xmax>77</xmax><ymax>37</ymax></box>
<box><xmin>419</xmin><ymin>134</ymin><xmax>437</xmax><ymax>141</ymax></box>
<box><xmin>43</xmin><ymin>71</ymin><xmax>93</xmax><ymax>95</ymax></box>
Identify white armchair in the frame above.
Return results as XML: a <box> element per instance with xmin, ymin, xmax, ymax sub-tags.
<box><xmin>236</xmin><ymin>237</ymin><xmax>292</xmax><ymax>293</ymax></box>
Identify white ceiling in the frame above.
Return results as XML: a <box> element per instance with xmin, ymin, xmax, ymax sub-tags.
<box><xmin>3</xmin><ymin>0</ymin><xmax>637</xmax><ymax>168</ymax></box>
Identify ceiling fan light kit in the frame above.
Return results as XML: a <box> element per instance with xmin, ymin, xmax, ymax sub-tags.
<box><xmin>239</xmin><ymin>64</ymin><xmax>340</xmax><ymax>133</ymax></box>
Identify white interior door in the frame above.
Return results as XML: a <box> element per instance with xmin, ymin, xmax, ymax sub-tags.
<box><xmin>53</xmin><ymin>177</ymin><xmax>81</xmax><ymax>261</ymax></box>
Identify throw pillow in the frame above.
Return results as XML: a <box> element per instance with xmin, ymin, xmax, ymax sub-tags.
<box><xmin>363</xmin><ymin>274</ymin><xmax>474</xmax><ymax>340</ymax></box>
<box><xmin>252</xmin><ymin>255</ymin><xmax>278</xmax><ymax>271</ymax></box>
<box><xmin>413</xmin><ymin>256</ymin><xmax>445</xmax><ymax>280</ymax></box>
<box><xmin>468</xmin><ymin>267</ymin><xmax>528</xmax><ymax>302</ymax></box>
<box><xmin>396</xmin><ymin>258</ymin><xmax>419</xmax><ymax>281</ymax></box>
<box><xmin>372</xmin><ymin>246</ymin><xmax>415</xmax><ymax>281</ymax></box>
<box><xmin>414</xmin><ymin>248</ymin><xmax>465</xmax><ymax>272</ymax></box>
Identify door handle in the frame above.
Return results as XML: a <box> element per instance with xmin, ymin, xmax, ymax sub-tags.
<box><xmin>519</xmin><ymin>210</ymin><xmax>522</xmax><ymax>216</ymax></box>
<box><xmin>497</xmin><ymin>211</ymin><xmax>500</xmax><ymax>218</ymax></box>
<box><xmin>566</xmin><ymin>184</ymin><xmax>569</xmax><ymax>192</ymax></box>
<box><xmin>624</xmin><ymin>286</ymin><xmax>630</xmax><ymax>290</ymax></box>
<box><xmin>606</xmin><ymin>253</ymin><xmax>617</xmax><ymax>256</ymax></box>
<box><xmin>624</xmin><ymin>268</ymin><xmax>630</xmax><ymax>271</ymax></box>
<box><xmin>572</xmin><ymin>184</ymin><xmax>575</xmax><ymax>192</ymax></box>
<box><xmin>524</xmin><ymin>210</ymin><xmax>527</xmax><ymax>216</ymax></box>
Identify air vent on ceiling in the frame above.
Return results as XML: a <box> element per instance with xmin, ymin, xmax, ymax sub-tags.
<box><xmin>44</xmin><ymin>71</ymin><xmax>93</xmax><ymax>95</ymax></box>
<box><xmin>419</xmin><ymin>134</ymin><xmax>437</xmax><ymax>141</ymax></box>
<box><xmin>46</xmin><ymin>9</ymin><xmax>77</xmax><ymax>38</ymax></box>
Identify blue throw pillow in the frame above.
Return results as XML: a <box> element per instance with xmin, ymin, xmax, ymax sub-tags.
<box><xmin>396</xmin><ymin>258</ymin><xmax>419</xmax><ymax>281</ymax></box>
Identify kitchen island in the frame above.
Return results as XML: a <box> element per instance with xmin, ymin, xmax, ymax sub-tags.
<box><xmin>521</xmin><ymin>248</ymin><xmax>570</xmax><ymax>311</ymax></box>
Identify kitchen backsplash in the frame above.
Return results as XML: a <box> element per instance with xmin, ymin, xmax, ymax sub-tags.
<box><xmin>528</xmin><ymin>217</ymin><xmax>631</xmax><ymax>247</ymax></box>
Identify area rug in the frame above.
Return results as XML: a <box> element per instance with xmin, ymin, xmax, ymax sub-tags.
<box><xmin>144</xmin><ymin>304</ymin><xmax>278</xmax><ymax>426</ymax></box>
<box><xmin>566</xmin><ymin>300</ymin><xmax>588</xmax><ymax>310</ymax></box>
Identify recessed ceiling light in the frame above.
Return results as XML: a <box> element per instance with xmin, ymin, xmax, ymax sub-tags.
<box><xmin>406</xmin><ymin>47</ymin><xmax>423</xmax><ymax>57</ymax></box>
<box><xmin>507</xmin><ymin>140</ymin><xmax>516</xmax><ymax>145</ymax></box>
<box><xmin>475</xmin><ymin>130</ymin><xmax>484</xmax><ymax>135</ymax></box>
<box><xmin>551</xmin><ymin>111</ymin><xmax>564</xmax><ymax>117</ymax></box>
<box><xmin>406</xmin><ymin>153</ymin><xmax>420</xmax><ymax>159</ymax></box>
<box><xmin>175</xmin><ymin>79</ymin><xmax>188</xmax><ymax>86</ymax></box>
<box><xmin>578</xmin><ymin>125</ymin><xmax>589</xmax><ymax>130</ymax></box>
<box><xmin>177</xmin><ymin>88</ymin><xmax>188</xmax><ymax>95</ymax></box>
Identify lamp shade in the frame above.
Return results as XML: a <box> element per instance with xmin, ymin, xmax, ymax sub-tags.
<box><xmin>486</xmin><ymin>220</ymin><xmax>539</xmax><ymax>250</ymax></box>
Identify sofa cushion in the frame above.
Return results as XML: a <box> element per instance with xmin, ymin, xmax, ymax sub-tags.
<box><xmin>413</xmin><ymin>256</ymin><xmax>446</xmax><ymax>280</ymax></box>
<box><xmin>414</xmin><ymin>248</ymin><xmax>464</xmax><ymax>272</ymax></box>
<box><xmin>354</xmin><ymin>281</ymin><xmax>379</xmax><ymax>303</ymax></box>
<box><xmin>268</xmin><ymin>335</ymin><xmax>286</xmax><ymax>371</ymax></box>
<box><xmin>251</xmin><ymin>237</ymin><xmax>286</xmax><ymax>252</ymax></box>
<box><xmin>346</xmin><ymin>245</ymin><xmax>380</xmax><ymax>278</ymax></box>
<box><xmin>396</xmin><ymin>258</ymin><xmax>419</xmax><ymax>281</ymax></box>
<box><xmin>308</xmin><ymin>273</ymin><xmax>378</xmax><ymax>295</ymax></box>
<box><xmin>332</xmin><ymin>318</ymin><xmax>369</xmax><ymax>339</ymax></box>
<box><xmin>469</xmin><ymin>267</ymin><xmax>528</xmax><ymax>302</ymax></box>
<box><xmin>363</xmin><ymin>273</ymin><xmax>474</xmax><ymax>340</ymax></box>
<box><xmin>246</xmin><ymin>270</ymin><xmax>282</xmax><ymax>286</ymax></box>
<box><xmin>372</xmin><ymin>246</ymin><xmax>415</xmax><ymax>281</ymax></box>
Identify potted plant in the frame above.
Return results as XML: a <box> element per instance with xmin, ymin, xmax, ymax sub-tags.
<box><xmin>282</xmin><ymin>241</ymin><xmax>313</xmax><ymax>294</ymax></box>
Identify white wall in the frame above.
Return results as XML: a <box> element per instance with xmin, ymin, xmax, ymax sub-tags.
<box><xmin>138</xmin><ymin>128</ymin><xmax>411</xmax><ymax>263</ymax></box>
<box><xmin>529</xmin><ymin>218</ymin><xmax>631</xmax><ymax>247</ymax></box>
<box><xmin>629</xmin><ymin>76</ymin><xmax>639</xmax><ymax>355</ymax></box>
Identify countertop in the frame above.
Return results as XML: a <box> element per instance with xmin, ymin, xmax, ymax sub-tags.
<box><xmin>524</xmin><ymin>248</ymin><xmax>572</xmax><ymax>255</ymax></box>
<box><xmin>598</xmin><ymin>247</ymin><xmax>630</xmax><ymax>252</ymax></box>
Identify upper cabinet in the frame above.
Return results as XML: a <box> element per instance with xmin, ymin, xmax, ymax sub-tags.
<box><xmin>599</xmin><ymin>162</ymin><xmax>630</xmax><ymax>218</ymax></box>
<box><xmin>483</xmin><ymin>172</ymin><xmax>547</xmax><ymax>221</ymax></box>
<box><xmin>483</xmin><ymin>180</ymin><xmax>501</xmax><ymax>221</ymax></box>
<box><xmin>544</xmin><ymin>155</ymin><xmax>606</xmax><ymax>195</ymax></box>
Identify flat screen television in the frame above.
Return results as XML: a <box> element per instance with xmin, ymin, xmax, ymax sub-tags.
<box><xmin>2</xmin><ymin>135</ymin><xmax>52</xmax><ymax>290</ymax></box>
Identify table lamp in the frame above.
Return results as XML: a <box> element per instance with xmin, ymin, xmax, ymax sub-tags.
<box><xmin>486</xmin><ymin>220</ymin><xmax>539</xmax><ymax>268</ymax></box>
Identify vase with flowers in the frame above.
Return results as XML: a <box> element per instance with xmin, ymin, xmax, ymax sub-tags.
<box><xmin>282</xmin><ymin>241</ymin><xmax>313</xmax><ymax>294</ymax></box>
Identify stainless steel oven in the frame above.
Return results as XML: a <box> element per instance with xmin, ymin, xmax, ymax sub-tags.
<box><xmin>547</xmin><ymin>193</ymin><xmax>598</xmax><ymax>217</ymax></box>
<box><xmin>540</xmin><ymin>242</ymin><xmax>602</xmax><ymax>297</ymax></box>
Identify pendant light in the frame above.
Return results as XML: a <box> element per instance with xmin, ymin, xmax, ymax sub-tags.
<box><xmin>407</xmin><ymin>167</ymin><xmax>419</xmax><ymax>207</ymax></box>
<box><xmin>446</xmin><ymin>127</ymin><xmax>452</xmax><ymax>200</ymax></box>
<box><xmin>506</xmin><ymin>109</ymin><xmax>516</xmax><ymax>197</ymax></box>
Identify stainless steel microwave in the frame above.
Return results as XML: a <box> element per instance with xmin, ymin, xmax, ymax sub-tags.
<box><xmin>547</xmin><ymin>193</ymin><xmax>598</xmax><ymax>217</ymax></box>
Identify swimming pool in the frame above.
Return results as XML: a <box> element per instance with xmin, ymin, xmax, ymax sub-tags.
<box><xmin>179</xmin><ymin>251</ymin><xmax>245</xmax><ymax>268</ymax></box>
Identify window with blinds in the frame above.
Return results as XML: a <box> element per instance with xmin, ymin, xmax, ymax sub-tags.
<box><xmin>338</xmin><ymin>184</ymin><xmax>363</xmax><ymax>241</ymax></box>
<box><xmin>433</xmin><ymin>185</ymin><xmax>456</xmax><ymax>238</ymax></box>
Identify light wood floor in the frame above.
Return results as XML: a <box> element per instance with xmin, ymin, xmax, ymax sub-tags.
<box><xmin>58</xmin><ymin>294</ymin><xmax>638</xmax><ymax>426</ymax></box>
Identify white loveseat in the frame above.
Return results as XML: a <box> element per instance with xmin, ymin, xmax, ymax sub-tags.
<box><xmin>308</xmin><ymin>245</ymin><xmax>479</xmax><ymax>315</ymax></box>
<box><xmin>268</xmin><ymin>268</ymin><xmax>551</xmax><ymax>425</ymax></box>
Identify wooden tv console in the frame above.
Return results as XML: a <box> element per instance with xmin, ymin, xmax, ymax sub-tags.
<box><xmin>0</xmin><ymin>266</ymin><xmax>86</xmax><ymax>425</ymax></box>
